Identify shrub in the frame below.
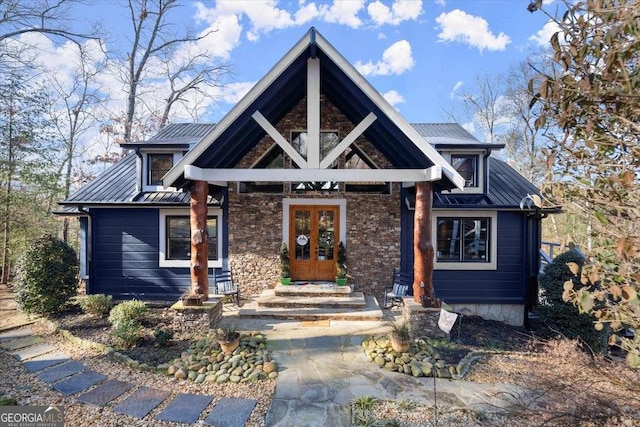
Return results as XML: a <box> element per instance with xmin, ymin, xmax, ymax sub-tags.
<box><xmin>77</xmin><ymin>294</ymin><xmax>113</xmax><ymax>317</ymax></box>
<box><xmin>108</xmin><ymin>300</ymin><xmax>148</xmax><ymax>327</ymax></box>
<box><xmin>535</xmin><ymin>250</ymin><xmax>604</xmax><ymax>351</ymax></box>
<box><xmin>14</xmin><ymin>235</ymin><xmax>78</xmax><ymax>316</ymax></box>
<box><xmin>108</xmin><ymin>300</ymin><xmax>148</xmax><ymax>348</ymax></box>
<box><xmin>153</xmin><ymin>328</ymin><xmax>174</xmax><ymax>344</ymax></box>
<box><xmin>112</xmin><ymin>319</ymin><xmax>142</xmax><ymax>348</ymax></box>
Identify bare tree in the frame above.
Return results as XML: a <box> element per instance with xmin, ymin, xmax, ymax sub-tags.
<box><xmin>0</xmin><ymin>0</ymin><xmax>101</xmax><ymax>65</ymax></box>
<box><xmin>47</xmin><ymin>43</ymin><xmax>107</xmax><ymax>241</ymax></box>
<box><xmin>459</xmin><ymin>73</ymin><xmax>506</xmax><ymax>145</ymax></box>
<box><xmin>116</xmin><ymin>0</ymin><xmax>228</xmax><ymax>142</ymax></box>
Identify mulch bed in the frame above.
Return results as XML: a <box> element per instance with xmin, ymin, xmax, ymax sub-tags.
<box><xmin>50</xmin><ymin>305</ymin><xmax>190</xmax><ymax>367</ymax></box>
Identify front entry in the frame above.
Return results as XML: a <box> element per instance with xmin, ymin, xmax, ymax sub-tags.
<box><xmin>289</xmin><ymin>205</ymin><xmax>339</xmax><ymax>281</ymax></box>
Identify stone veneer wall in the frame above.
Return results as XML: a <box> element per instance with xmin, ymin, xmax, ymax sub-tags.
<box><xmin>226</xmin><ymin>95</ymin><xmax>400</xmax><ymax>302</ymax></box>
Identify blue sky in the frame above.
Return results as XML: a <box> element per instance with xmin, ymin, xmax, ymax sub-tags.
<box><xmin>178</xmin><ymin>0</ymin><xmax>559</xmax><ymax>126</ymax></box>
<box><xmin>27</xmin><ymin>1</ymin><xmax>560</xmax><ymax>144</ymax></box>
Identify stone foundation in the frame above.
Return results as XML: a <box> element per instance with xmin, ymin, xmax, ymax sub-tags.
<box><xmin>402</xmin><ymin>298</ymin><xmax>448</xmax><ymax>339</ymax></box>
<box><xmin>448</xmin><ymin>303</ymin><xmax>525</xmax><ymax>327</ymax></box>
<box><xmin>170</xmin><ymin>298</ymin><xmax>223</xmax><ymax>335</ymax></box>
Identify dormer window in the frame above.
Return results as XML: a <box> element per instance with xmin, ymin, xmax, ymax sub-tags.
<box><xmin>143</xmin><ymin>151</ymin><xmax>182</xmax><ymax>191</ymax></box>
<box><xmin>148</xmin><ymin>154</ymin><xmax>173</xmax><ymax>186</ymax></box>
<box><xmin>451</xmin><ymin>154</ymin><xmax>478</xmax><ymax>188</ymax></box>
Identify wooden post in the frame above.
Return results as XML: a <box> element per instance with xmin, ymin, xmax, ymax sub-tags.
<box><xmin>413</xmin><ymin>181</ymin><xmax>439</xmax><ymax>306</ymax></box>
<box><xmin>190</xmin><ymin>180</ymin><xmax>209</xmax><ymax>300</ymax></box>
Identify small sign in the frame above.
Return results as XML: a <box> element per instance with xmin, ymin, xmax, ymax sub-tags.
<box><xmin>296</xmin><ymin>234</ymin><xmax>309</xmax><ymax>246</ymax></box>
<box><xmin>438</xmin><ymin>308</ymin><xmax>459</xmax><ymax>334</ymax></box>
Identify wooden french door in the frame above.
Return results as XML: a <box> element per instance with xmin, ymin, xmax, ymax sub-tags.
<box><xmin>289</xmin><ymin>205</ymin><xmax>339</xmax><ymax>281</ymax></box>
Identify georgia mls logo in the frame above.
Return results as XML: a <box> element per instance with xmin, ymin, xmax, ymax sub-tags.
<box><xmin>0</xmin><ymin>405</ymin><xmax>64</xmax><ymax>427</ymax></box>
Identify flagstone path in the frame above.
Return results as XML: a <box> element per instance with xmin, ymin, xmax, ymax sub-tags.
<box><xmin>0</xmin><ymin>326</ymin><xmax>257</xmax><ymax>426</ymax></box>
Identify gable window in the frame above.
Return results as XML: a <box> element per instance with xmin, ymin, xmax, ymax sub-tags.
<box><xmin>159</xmin><ymin>209</ymin><xmax>222</xmax><ymax>268</ymax></box>
<box><xmin>432</xmin><ymin>211</ymin><xmax>497</xmax><ymax>270</ymax></box>
<box><xmin>148</xmin><ymin>154</ymin><xmax>174</xmax><ymax>186</ymax></box>
<box><xmin>239</xmin><ymin>145</ymin><xmax>284</xmax><ymax>193</ymax></box>
<box><xmin>292</xmin><ymin>131</ymin><xmax>340</xmax><ymax>192</ymax></box>
<box><xmin>451</xmin><ymin>154</ymin><xmax>478</xmax><ymax>187</ymax></box>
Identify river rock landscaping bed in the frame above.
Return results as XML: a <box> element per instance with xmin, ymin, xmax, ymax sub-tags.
<box><xmin>362</xmin><ymin>335</ymin><xmax>476</xmax><ymax>379</ymax></box>
<box><xmin>164</xmin><ymin>332</ymin><xmax>278</xmax><ymax>384</ymax></box>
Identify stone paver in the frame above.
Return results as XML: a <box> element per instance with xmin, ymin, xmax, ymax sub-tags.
<box><xmin>22</xmin><ymin>351</ymin><xmax>69</xmax><ymax>372</ymax></box>
<box><xmin>155</xmin><ymin>393</ymin><xmax>213</xmax><ymax>424</ymax></box>
<box><xmin>11</xmin><ymin>343</ymin><xmax>56</xmax><ymax>361</ymax></box>
<box><xmin>0</xmin><ymin>335</ymin><xmax>42</xmax><ymax>350</ymax></box>
<box><xmin>204</xmin><ymin>397</ymin><xmax>257</xmax><ymax>427</ymax></box>
<box><xmin>77</xmin><ymin>379</ymin><xmax>134</xmax><ymax>407</ymax></box>
<box><xmin>37</xmin><ymin>360</ymin><xmax>86</xmax><ymax>383</ymax></box>
<box><xmin>52</xmin><ymin>371</ymin><xmax>107</xmax><ymax>396</ymax></box>
<box><xmin>113</xmin><ymin>386</ymin><xmax>171</xmax><ymax>419</ymax></box>
<box><xmin>0</xmin><ymin>327</ymin><xmax>34</xmax><ymax>342</ymax></box>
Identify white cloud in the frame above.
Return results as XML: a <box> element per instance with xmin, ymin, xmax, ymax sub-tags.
<box><xmin>216</xmin><ymin>81</ymin><xmax>256</xmax><ymax>104</ymax></box>
<box><xmin>449</xmin><ymin>80</ymin><xmax>463</xmax><ymax>99</ymax></box>
<box><xmin>435</xmin><ymin>0</ymin><xmax>446</xmax><ymax>5</ymax></box>
<box><xmin>435</xmin><ymin>9</ymin><xmax>511</xmax><ymax>52</ymax></box>
<box><xmin>529</xmin><ymin>20</ymin><xmax>560</xmax><ymax>47</ymax></box>
<box><xmin>383</xmin><ymin>90</ymin><xmax>405</xmax><ymax>108</ymax></box>
<box><xmin>461</xmin><ymin>121</ymin><xmax>476</xmax><ymax>135</ymax></box>
<box><xmin>355</xmin><ymin>40</ymin><xmax>414</xmax><ymax>76</ymax></box>
<box><xmin>318</xmin><ymin>0</ymin><xmax>365</xmax><ymax>28</ymax></box>
<box><xmin>367</xmin><ymin>0</ymin><xmax>423</xmax><ymax>26</ymax></box>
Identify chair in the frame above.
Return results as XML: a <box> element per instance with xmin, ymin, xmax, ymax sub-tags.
<box><xmin>383</xmin><ymin>268</ymin><xmax>411</xmax><ymax>309</ymax></box>
<box><xmin>213</xmin><ymin>269</ymin><xmax>240</xmax><ymax>305</ymax></box>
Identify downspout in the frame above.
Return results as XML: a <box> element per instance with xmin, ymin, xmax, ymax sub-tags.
<box><xmin>77</xmin><ymin>205</ymin><xmax>93</xmax><ymax>294</ymax></box>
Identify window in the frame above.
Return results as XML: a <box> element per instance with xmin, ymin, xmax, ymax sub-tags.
<box><xmin>159</xmin><ymin>209</ymin><xmax>222</xmax><ymax>268</ymax></box>
<box><xmin>437</xmin><ymin>217</ymin><xmax>489</xmax><ymax>262</ymax></box>
<box><xmin>238</xmin><ymin>145</ymin><xmax>284</xmax><ymax>193</ymax></box>
<box><xmin>291</xmin><ymin>131</ymin><xmax>340</xmax><ymax>192</ymax></box>
<box><xmin>148</xmin><ymin>154</ymin><xmax>174</xmax><ymax>186</ymax></box>
<box><xmin>432</xmin><ymin>211</ymin><xmax>497</xmax><ymax>270</ymax></box>
<box><xmin>451</xmin><ymin>154</ymin><xmax>478</xmax><ymax>187</ymax></box>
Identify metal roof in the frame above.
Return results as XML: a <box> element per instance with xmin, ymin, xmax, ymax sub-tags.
<box><xmin>431</xmin><ymin>157</ymin><xmax>541</xmax><ymax>209</ymax></box>
<box><xmin>120</xmin><ymin>123</ymin><xmax>216</xmax><ymax>148</ymax></box>
<box><xmin>61</xmin><ymin>153</ymin><xmax>221</xmax><ymax>207</ymax></box>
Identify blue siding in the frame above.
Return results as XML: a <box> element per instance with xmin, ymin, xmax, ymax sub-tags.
<box><xmin>89</xmin><ymin>208</ymin><xmax>191</xmax><ymax>300</ymax></box>
<box><xmin>400</xmin><ymin>206</ymin><xmax>529</xmax><ymax>304</ymax></box>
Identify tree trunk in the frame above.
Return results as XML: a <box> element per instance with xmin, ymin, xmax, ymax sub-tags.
<box><xmin>190</xmin><ymin>180</ymin><xmax>209</xmax><ymax>300</ymax></box>
<box><xmin>413</xmin><ymin>181</ymin><xmax>439</xmax><ymax>307</ymax></box>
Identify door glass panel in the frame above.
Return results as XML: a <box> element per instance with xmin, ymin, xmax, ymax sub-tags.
<box><xmin>294</xmin><ymin>210</ymin><xmax>311</xmax><ymax>260</ymax></box>
<box><xmin>317</xmin><ymin>210</ymin><xmax>335</xmax><ymax>261</ymax></box>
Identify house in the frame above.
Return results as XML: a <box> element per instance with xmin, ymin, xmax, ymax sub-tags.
<box><xmin>58</xmin><ymin>28</ymin><xmax>546</xmax><ymax>327</ymax></box>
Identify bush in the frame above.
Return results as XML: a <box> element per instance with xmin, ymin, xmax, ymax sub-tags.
<box><xmin>112</xmin><ymin>319</ymin><xmax>143</xmax><ymax>348</ymax></box>
<box><xmin>108</xmin><ymin>300</ymin><xmax>148</xmax><ymax>348</ymax></box>
<box><xmin>108</xmin><ymin>300</ymin><xmax>148</xmax><ymax>327</ymax></box>
<box><xmin>535</xmin><ymin>250</ymin><xmax>604</xmax><ymax>351</ymax></box>
<box><xmin>77</xmin><ymin>294</ymin><xmax>113</xmax><ymax>317</ymax></box>
<box><xmin>14</xmin><ymin>235</ymin><xmax>78</xmax><ymax>316</ymax></box>
<box><xmin>153</xmin><ymin>328</ymin><xmax>174</xmax><ymax>344</ymax></box>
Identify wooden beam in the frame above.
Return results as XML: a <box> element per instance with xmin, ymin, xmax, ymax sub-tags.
<box><xmin>252</xmin><ymin>111</ymin><xmax>308</xmax><ymax>169</ymax></box>
<box><xmin>190</xmin><ymin>180</ymin><xmax>209</xmax><ymax>300</ymax></box>
<box><xmin>413</xmin><ymin>181</ymin><xmax>439</xmax><ymax>307</ymax></box>
<box><xmin>307</xmin><ymin>58</ymin><xmax>320</xmax><ymax>168</ymax></box>
<box><xmin>185</xmin><ymin>165</ymin><xmax>442</xmax><ymax>183</ymax></box>
<box><xmin>320</xmin><ymin>112</ymin><xmax>377</xmax><ymax>169</ymax></box>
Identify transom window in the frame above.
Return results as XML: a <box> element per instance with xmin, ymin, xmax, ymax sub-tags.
<box><xmin>437</xmin><ymin>217</ymin><xmax>489</xmax><ymax>262</ymax></box>
<box><xmin>451</xmin><ymin>154</ymin><xmax>478</xmax><ymax>187</ymax></box>
<box><xmin>148</xmin><ymin>153</ymin><xmax>174</xmax><ymax>186</ymax></box>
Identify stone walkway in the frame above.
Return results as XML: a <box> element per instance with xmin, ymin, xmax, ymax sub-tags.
<box><xmin>0</xmin><ymin>326</ymin><xmax>256</xmax><ymax>426</ymax></box>
<box><xmin>229</xmin><ymin>317</ymin><xmax>527</xmax><ymax>427</ymax></box>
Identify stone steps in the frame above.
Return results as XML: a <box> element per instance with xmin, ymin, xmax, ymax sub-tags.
<box><xmin>238</xmin><ymin>294</ymin><xmax>383</xmax><ymax>321</ymax></box>
<box><xmin>274</xmin><ymin>283</ymin><xmax>352</xmax><ymax>297</ymax></box>
<box><xmin>258</xmin><ymin>289</ymin><xmax>367</xmax><ymax>309</ymax></box>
